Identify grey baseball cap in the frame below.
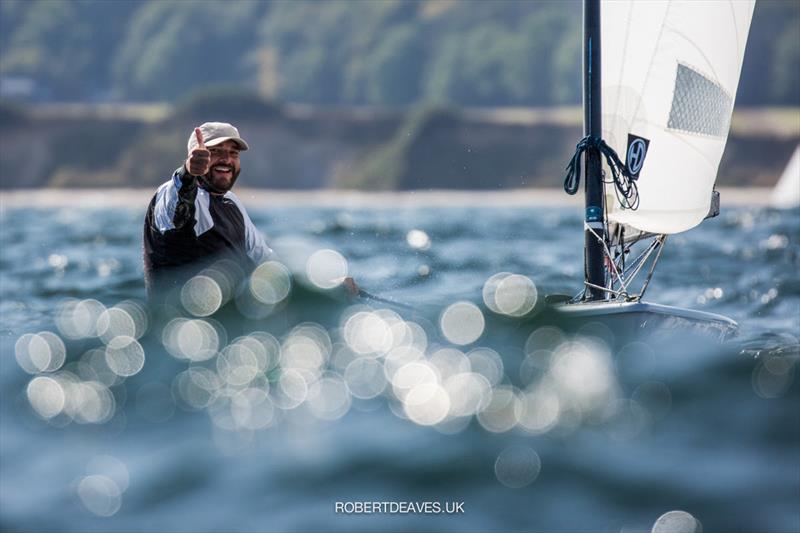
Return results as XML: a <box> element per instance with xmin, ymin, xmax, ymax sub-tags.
<box><xmin>187</xmin><ymin>122</ymin><xmax>249</xmax><ymax>152</ymax></box>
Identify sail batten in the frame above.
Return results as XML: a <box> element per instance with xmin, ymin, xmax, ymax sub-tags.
<box><xmin>601</xmin><ymin>0</ymin><xmax>755</xmax><ymax>235</ymax></box>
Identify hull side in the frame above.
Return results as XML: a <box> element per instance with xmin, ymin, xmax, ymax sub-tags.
<box><xmin>551</xmin><ymin>301</ymin><xmax>738</xmax><ymax>344</ymax></box>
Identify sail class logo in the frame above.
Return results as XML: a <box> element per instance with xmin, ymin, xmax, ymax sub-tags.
<box><xmin>625</xmin><ymin>134</ymin><xmax>650</xmax><ymax>178</ymax></box>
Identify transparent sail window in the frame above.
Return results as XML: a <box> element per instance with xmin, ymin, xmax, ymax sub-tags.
<box><xmin>667</xmin><ymin>63</ymin><xmax>732</xmax><ymax>138</ymax></box>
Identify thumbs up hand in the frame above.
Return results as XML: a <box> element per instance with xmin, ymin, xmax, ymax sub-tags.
<box><xmin>186</xmin><ymin>127</ymin><xmax>211</xmax><ymax>177</ymax></box>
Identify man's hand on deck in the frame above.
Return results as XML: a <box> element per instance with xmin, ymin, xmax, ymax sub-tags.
<box><xmin>343</xmin><ymin>277</ymin><xmax>359</xmax><ymax>296</ymax></box>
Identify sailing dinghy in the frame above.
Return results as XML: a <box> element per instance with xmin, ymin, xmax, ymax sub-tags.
<box><xmin>771</xmin><ymin>145</ymin><xmax>800</xmax><ymax>209</ymax></box>
<box><xmin>553</xmin><ymin>0</ymin><xmax>755</xmax><ymax>342</ymax></box>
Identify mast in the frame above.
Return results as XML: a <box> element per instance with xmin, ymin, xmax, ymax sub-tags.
<box><xmin>583</xmin><ymin>0</ymin><xmax>606</xmax><ymax>300</ymax></box>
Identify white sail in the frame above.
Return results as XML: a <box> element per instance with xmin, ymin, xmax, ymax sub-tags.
<box><xmin>601</xmin><ymin>0</ymin><xmax>755</xmax><ymax>234</ymax></box>
<box><xmin>771</xmin><ymin>146</ymin><xmax>800</xmax><ymax>209</ymax></box>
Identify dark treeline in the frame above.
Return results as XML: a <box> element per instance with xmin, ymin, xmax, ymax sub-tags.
<box><xmin>0</xmin><ymin>0</ymin><xmax>797</xmax><ymax>107</ymax></box>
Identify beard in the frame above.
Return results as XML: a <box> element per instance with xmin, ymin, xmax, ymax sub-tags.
<box><xmin>200</xmin><ymin>166</ymin><xmax>241</xmax><ymax>195</ymax></box>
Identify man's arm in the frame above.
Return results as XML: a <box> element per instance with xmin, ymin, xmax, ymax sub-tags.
<box><xmin>152</xmin><ymin>128</ymin><xmax>211</xmax><ymax>234</ymax></box>
<box><xmin>227</xmin><ymin>193</ymin><xmax>274</xmax><ymax>264</ymax></box>
<box><xmin>152</xmin><ymin>167</ymin><xmax>199</xmax><ymax>234</ymax></box>
<box><xmin>245</xmin><ymin>218</ymin><xmax>275</xmax><ymax>265</ymax></box>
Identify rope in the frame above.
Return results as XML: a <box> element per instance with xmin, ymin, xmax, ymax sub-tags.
<box><xmin>563</xmin><ymin>136</ymin><xmax>639</xmax><ymax>210</ymax></box>
<box><xmin>358</xmin><ymin>289</ymin><xmax>415</xmax><ymax>311</ymax></box>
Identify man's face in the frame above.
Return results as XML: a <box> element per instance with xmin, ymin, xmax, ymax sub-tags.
<box><xmin>204</xmin><ymin>140</ymin><xmax>241</xmax><ymax>193</ymax></box>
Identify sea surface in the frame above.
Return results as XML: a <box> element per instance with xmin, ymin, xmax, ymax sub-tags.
<box><xmin>0</xmin><ymin>194</ymin><xmax>797</xmax><ymax>533</ymax></box>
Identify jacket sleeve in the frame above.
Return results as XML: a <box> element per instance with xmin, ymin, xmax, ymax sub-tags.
<box><xmin>245</xmin><ymin>217</ymin><xmax>274</xmax><ymax>265</ymax></box>
<box><xmin>228</xmin><ymin>193</ymin><xmax>274</xmax><ymax>265</ymax></box>
<box><xmin>152</xmin><ymin>166</ymin><xmax>198</xmax><ymax>234</ymax></box>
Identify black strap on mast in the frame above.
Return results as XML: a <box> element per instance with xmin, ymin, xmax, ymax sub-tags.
<box><xmin>583</xmin><ymin>0</ymin><xmax>606</xmax><ymax>300</ymax></box>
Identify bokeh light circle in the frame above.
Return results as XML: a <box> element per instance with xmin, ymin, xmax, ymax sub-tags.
<box><xmin>440</xmin><ymin>301</ymin><xmax>485</xmax><ymax>346</ymax></box>
<box><xmin>494</xmin><ymin>445</ymin><xmax>541</xmax><ymax>488</ymax></box>
<box><xmin>443</xmin><ymin>372</ymin><xmax>492</xmax><ymax>417</ymax></box>
<box><xmin>97</xmin><ymin>307</ymin><xmax>138</xmax><ymax>345</ymax></box>
<box><xmin>652</xmin><ymin>510</ymin><xmax>702</xmax><ymax>533</ymax></box>
<box><xmin>250</xmin><ymin>261</ymin><xmax>292</xmax><ymax>305</ymax></box>
<box><xmin>467</xmin><ymin>348</ymin><xmax>504</xmax><ymax>386</ymax></box>
<box><xmin>26</xmin><ymin>376</ymin><xmax>66</xmax><ymax>419</ymax></box>
<box><xmin>403</xmin><ymin>383</ymin><xmax>450</xmax><ymax>426</ymax></box>
<box><xmin>477</xmin><ymin>386</ymin><xmax>522</xmax><ymax>433</ymax></box>
<box><xmin>15</xmin><ymin>332</ymin><xmax>66</xmax><ymax>374</ymax></box>
<box><xmin>406</xmin><ymin>229</ymin><xmax>431</xmax><ymax>250</ymax></box>
<box><xmin>495</xmin><ymin>274</ymin><xmax>538</xmax><ymax>316</ymax></box>
<box><xmin>86</xmin><ymin>455</ymin><xmax>130</xmax><ymax>493</ymax></box>
<box><xmin>104</xmin><ymin>336</ymin><xmax>145</xmax><ymax>377</ymax></box>
<box><xmin>55</xmin><ymin>299</ymin><xmax>106</xmax><ymax>339</ymax></box>
<box><xmin>77</xmin><ymin>475</ymin><xmax>122</xmax><ymax>517</ymax></box>
<box><xmin>181</xmin><ymin>275</ymin><xmax>223</xmax><ymax>317</ymax></box>
<box><xmin>306</xmin><ymin>249</ymin><xmax>348</xmax><ymax>289</ymax></box>
<box><xmin>307</xmin><ymin>375</ymin><xmax>352</xmax><ymax>421</ymax></box>
<box><xmin>344</xmin><ymin>357</ymin><xmax>387</xmax><ymax>399</ymax></box>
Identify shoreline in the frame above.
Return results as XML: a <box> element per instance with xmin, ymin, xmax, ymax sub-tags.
<box><xmin>0</xmin><ymin>187</ymin><xmax>775</xmax><ymax>209</ymax></box>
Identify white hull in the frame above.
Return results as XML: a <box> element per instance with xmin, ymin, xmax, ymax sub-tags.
<box><xmin>552</xmin><ymin>300</ymin><xmax>738</xmax><ymax>344</ymax></box>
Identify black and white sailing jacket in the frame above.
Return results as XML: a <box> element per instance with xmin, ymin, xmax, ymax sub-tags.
<box><xmin>143</xmin><ymin>167</ymin><xmax>273</xmax><ymax>297</ymax></box>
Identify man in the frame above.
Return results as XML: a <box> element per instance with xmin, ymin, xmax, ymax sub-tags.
<box><xmin>143</xmin><ymin>122</ymin><xmax>273</xmax><ymax>300</ymax></box>
<box><xmin>143</xmin><ymin>121</ymin><xmax>356</xmax><ymax>302</ymax></box>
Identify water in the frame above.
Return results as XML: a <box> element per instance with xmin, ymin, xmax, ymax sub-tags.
<box><xmin>1</xmin><ymin>196</ymin><xmax>798</xmax><ymax>533</ymax></box>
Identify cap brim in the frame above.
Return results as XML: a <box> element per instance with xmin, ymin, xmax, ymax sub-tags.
<box><xmin>205</xmin><ymin>136</ymin><xmax>249</xmax><ymax>151</ymax></box>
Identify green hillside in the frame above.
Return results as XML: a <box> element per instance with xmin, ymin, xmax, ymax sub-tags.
<box><xmin>1</xmin><ymin>0</ymin><xmax>797</xmax><ymax>107</ymax></box>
